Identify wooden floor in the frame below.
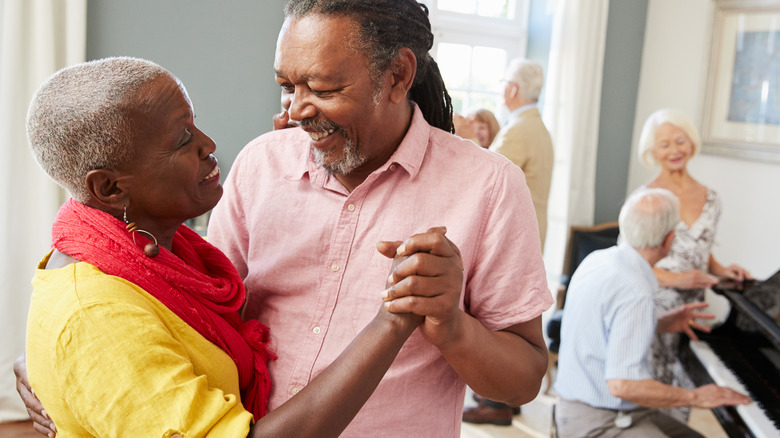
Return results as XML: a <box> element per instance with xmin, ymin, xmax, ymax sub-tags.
<box><xmin>0</xmin><ymin>420</ymin><xmax>40</xmax><ymax>438</ymax></box>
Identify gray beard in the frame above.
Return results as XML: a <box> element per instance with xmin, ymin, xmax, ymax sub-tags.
<box><xmin>313</xmin><ymin>135</ymin><xmax>367</xmax><ymax>175</ymax></box>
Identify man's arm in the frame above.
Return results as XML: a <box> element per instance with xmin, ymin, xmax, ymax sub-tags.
<box><xmin>383</xmin><ymin>228</ymin><xmax>547</xmax><ymax>406</ymax></box>
<box><xmin>607</xmin><ymin>379</ymin><xmax>751</xmax><ymax>409</ymax></box>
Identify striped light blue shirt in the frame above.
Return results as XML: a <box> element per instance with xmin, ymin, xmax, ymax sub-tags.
<box><xmin>554</xmin><ymin>242</ymin><xmax>658</xmax><ymax>410</ymax></box>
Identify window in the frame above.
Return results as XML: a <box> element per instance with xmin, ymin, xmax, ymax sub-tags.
<box><xmin>423</xmin><ymin>0</ymin><xmax>530</xmax><ymax>118</ymax></box>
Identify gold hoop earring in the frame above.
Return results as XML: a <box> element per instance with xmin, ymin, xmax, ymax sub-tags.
<box><xmin>123</xmin><ymin>205</ymin><xmax>160</xmax><ymax>257</ymax></box>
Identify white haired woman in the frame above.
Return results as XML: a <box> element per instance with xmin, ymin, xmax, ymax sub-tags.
<box><xmin>18</xmin><ymin>56</ymin><xmax>444</xmax><ymax>437</ymax></box>
<box><xmin>635</xmin><ymin>108</ymin><xmax>752</xmax><ymax>421</ymax></box>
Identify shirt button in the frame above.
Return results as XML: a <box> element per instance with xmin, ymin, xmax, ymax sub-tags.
<box><xmin>331</xmin><ymin>263</ymin><xmax>339</xmax><ymax>272</ymax></box>
<box><xmin>313</xmin><ymin>326</ymin><xmax>321</xmax><ymax>334</ymax></box>
<box><xmin>291</xmin><ymin>387</ymin><xmax>299</xmax><ymax>395</ymax></box>
<box><xmin>347</xmin><ymin>204</ymin><xmax>355</xmax><ymax>212</ymax></box>
<box><xmin>389</xmin><ymin>164</ymin><xmax>397</xmax><ymax>171</ymax></box>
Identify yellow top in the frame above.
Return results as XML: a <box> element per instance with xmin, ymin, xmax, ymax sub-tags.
<box><xmin>26</xmin><ymin>251</ymin><xmax>253</xmax><ymax>437</ymax></box>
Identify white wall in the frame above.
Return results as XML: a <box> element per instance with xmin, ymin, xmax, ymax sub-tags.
<box><xmin>628</xmin><ymin>0</ymin><xmax>780</xmax><ymax>279</ymax></box>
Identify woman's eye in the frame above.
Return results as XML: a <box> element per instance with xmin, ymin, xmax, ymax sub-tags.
<box><xmin>180</xmin><ymin>129</ymin><xmax>193</xmax><ymax>147</ymax></box>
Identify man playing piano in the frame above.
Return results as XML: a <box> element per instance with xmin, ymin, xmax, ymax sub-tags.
<box><xmin>554</xmin><ymin>188</ymin><xmax>751</xmax><ymax>438</ymax></box>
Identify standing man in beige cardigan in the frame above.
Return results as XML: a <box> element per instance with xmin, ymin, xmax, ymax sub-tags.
<box><xmin>463</xmin><ymin>58</ymin><xmax>554</xmax><ymax>426</ymax></box>
<box><xmin>491</xmin><ymin>58</ymin><xmax>554</xmax><ymax>249</ymax></box>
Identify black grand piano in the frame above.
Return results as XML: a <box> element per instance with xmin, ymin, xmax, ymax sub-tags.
<box><xmin>680</xmin><ymin>269</ymin><xmax>780</xmax><ymax>438</ymax></box>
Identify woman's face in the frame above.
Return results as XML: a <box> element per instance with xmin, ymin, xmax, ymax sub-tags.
<box><xmin>651</xmin><ymin>122</ymin><xmax>693</xmax><ymax>171</ymax></box>
<box><xmin>474</xmin><ymin>121</ymin><xmax>491</xmax><ymax>148</ymax></box>
<box><xmin>118</xmin><ymin>75</ymin><xmax>222</xmax><ymax>232</ymax></box>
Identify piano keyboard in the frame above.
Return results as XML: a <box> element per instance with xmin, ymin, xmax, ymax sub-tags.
<box><xmin>689</xmin><ymin>340</ymin><xmax>779</xmax><ymax>438</ymax></box>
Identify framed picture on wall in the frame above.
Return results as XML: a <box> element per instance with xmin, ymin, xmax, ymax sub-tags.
<box><xmin>701</xmin><ymin>0</ymin><xmax>780</xmax><ymax>163</ymax></box>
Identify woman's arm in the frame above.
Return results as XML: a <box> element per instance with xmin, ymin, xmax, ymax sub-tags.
<box><xmin>653</xmin><ymin>266</ymin><xmax>718</xmax><ymax>289</ymax></box>
<box><xmin>247</xmin><ymin>239</ymin><xmax>424</xmax><ymax>438</ymax></box>
<box><xmin>249</xmin><ymin>308</ymin><xmax>419</xmax><ymax>437</ymax></box>
<box><xmin>707</xmin><ymin>254</ymin><xmax>753</xmax><ymax>282</ymax></box>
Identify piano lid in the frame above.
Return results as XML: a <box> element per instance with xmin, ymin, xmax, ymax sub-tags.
<box><xmin>715</xmin><ymin>268</ymin><xmax>780</xmax><ymax>350</ymax></box>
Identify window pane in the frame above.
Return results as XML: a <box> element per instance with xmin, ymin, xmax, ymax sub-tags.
<box><xmin>438</xmin><ymin>0</ymin><xmax>476</xmax><ymax>14</ymax></box>
<box><xmin>465</xmin><ymin>92</ymin><xmax>501</xmax><ymax>115</ymax></box>
<box><xmin>449</xmin><ymin>90</ymin><xmax>468</xmax><ymax>114</ymax></box>
<box><xmin>477</xmin><ymin>0</ymin><xmax>509</xmax><ymax>18</ymax></box>
<box><xmin>437</xmin><ymin>43</ymin><xmax>472</xmax><ymax>90</ymax></box>
<box><xmin>471</xmin><ymin>46</ymin><xmax>506</xmax><ymax>93</ymax></box>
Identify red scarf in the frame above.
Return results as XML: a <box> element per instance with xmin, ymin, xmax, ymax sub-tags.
<box><xmin>51</xmin><ymin>199</ymin><xmax>275</xmax><ymax>421</ymax></box>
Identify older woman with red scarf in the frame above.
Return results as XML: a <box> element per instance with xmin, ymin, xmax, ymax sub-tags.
<box><xmin>19</xmin><ymin>57</ymin><xmax>456</xmax><ymax>437</ymax></box>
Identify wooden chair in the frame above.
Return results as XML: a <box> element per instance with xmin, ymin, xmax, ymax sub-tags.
<box><xmin>544</xmin><ymin>221</ymin><xmax>620</xmax><ymax>395</ymax></box>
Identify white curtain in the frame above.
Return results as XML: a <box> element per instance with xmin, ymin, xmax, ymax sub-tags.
<box><xmin>0</xmin><ymin>0</ymin><xmax>86</xmax><ymax>421</ymax></box>
<box><xmin>541</xmin><ymin>0</ymin><xmax>609</xmax><ymax>281</ymax></box>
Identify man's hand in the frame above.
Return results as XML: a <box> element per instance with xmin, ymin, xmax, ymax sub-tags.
<box><xmin>375</xmin><ymin>240</ymin><xmax>425</xmax><ymax>330</ymax></box>
<box><xmin>378</xmin><ymin>226</ymin><xmax>464</xmax><ymax>347</ymax></box>
<box><xmin>691</xmin><ymin>384</ymin><xmax>751</xmax><ymax>408</ymax></box>
<box><xmin>14</xmin><ymin>354</ymin><xmax>56</xmax><ymax>437</ymax></box>
<box><xmin>656</xmin><ymin>302</ymin><xmax>714</xmax><ymax>340</ymax></box>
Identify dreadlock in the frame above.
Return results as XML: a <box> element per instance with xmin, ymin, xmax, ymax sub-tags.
<box><xmin>284</xmin><ymin>0</ymin><xmax>454</xmax><ymax>133</ymax></box>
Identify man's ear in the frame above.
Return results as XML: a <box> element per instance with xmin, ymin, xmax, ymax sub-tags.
<box><xmin>388</xmin><ymin>47</ymin><xmax>417</xmax><ymax>104</ymax></box>
<box><xmin>84</xmin><ymin>169</ymin><xmax>127</xmax><ymax>211</ymax></box>
<box><xmin>662</xmin><ymin>230</ymin><xmax>676</xmax><ymax>251</ymax></box>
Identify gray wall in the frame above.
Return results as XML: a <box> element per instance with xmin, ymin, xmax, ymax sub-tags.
<box><xmin>86</xmin><ymin>0</ymin><xmax>287</xmax><ymax>175</ymax></box>
<box><xmin>594</xmin><ymin>0</ymin><xmax>648</xmax><ymax>223</ymax></box>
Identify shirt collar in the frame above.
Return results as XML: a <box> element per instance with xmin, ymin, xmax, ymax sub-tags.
<box><xmin>618</xmin><ymin>241</ymin><xmax>659</xmax><ymax>288</ymax></box>
<box><xmin>510</xmin><ymin>103</ymin><xmax>537</xmax><ymax>119</ymax></box>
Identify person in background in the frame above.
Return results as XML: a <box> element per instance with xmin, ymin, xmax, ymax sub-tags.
<box><xmin>462</xmin><ymin>57</ymin><xmax>554</xmax><ymax>426</ymax></box>
<box><xmin>453</xmin><ymin>108</ymin><xmax>501</xmax><ymax>149</ymax></box>
<box><xmin>635</xmin><ymin>108</ymin><xmax>752</xmax><ymax>422</ymax></box>
<box><xmin>554</xmin><ymin>188</ymin><xmax>751</xmax><ymax>438</ymax></box>
<box><xmin>17</xmin><ymin>56</ymin><xmax>432</xmax><ymax>437</ymax></box>
<box><xmin>489</xmin><ymin>58</ymin><xmax>553</xmax><ymax>249</ymax></box>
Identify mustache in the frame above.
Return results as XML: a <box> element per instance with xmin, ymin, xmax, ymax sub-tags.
<box><xmin>300</xmin><ymin>118</ymin><xmax>341</xmax><ymax>132</ymax></box>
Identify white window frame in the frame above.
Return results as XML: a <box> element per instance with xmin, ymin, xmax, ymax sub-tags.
<box><xmin>422</xmin><ymin>0</ymin><xmax>531</xmax><ymax>120</ymax></box>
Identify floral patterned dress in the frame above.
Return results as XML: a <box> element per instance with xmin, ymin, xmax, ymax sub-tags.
<box><xmin>652</xmin><ymin>187</ymin><xmax>721</xmax><ymax>421</ymax></box>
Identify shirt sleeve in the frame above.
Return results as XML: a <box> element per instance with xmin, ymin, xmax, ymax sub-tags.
<box><xmin>53</xmin><ymin>280</ymin><xmax>252</xmax><ymax>437</ymax></box>
<box><xmin>603</xmin><ymin>287</ymin><xmax>656</xmax><ymax>381</ymax></box>
<box><xmin>465</xmin><ymin>160</ymin><xmax>553</xmax><ymax>330</ymax></box>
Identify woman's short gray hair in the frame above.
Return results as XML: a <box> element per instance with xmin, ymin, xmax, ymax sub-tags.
<box><xmin>27</xmin><ymin>57</ymin><xmax>170</xmax><ymax>202</ymax></box>
<box><xmin>619</xmin><ymin>188</ymin><xmax>680</xmax><ymax>249</ymax></box>
<box><xmin>504</xmin><ymin>58</ymin><xmax>544</xmax><ymax>102</ymax></box>
<box><xmin>637</xmin><ymin>108</ymin><xmax>701</xmax><ymax>167</ymax></box>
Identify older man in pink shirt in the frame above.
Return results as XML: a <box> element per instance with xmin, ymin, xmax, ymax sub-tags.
<box><xmin>207</xmin><ymin>1</ymin><xmax>552</xmax><ymax>436</ymax></box>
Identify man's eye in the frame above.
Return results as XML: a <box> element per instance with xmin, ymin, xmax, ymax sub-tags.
<box><xmin>280</xmin><ymin>84</ymin><xmax>294</xmax><ymax>93</ymax></box>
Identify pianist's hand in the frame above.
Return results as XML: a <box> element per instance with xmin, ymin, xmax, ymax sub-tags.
<box><xmin>13</xmin><ymin>353</ymin><xmax>57</xmax><ymax>437</ymax></box>
<box><xmin>656</xmin><ymin>302</ymin><xmax>714</xmax><ymax>341</ymax></box>
<box><xmin>692</xmin><ymin>384</ymin><xmax>751</xmax><ymax>408</ymax></box>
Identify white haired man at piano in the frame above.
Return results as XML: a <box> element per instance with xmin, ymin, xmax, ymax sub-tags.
<box><xmin>554</xmin><ymin>188</ymin><xmax>751</xmax><ymax>438</ymax></box>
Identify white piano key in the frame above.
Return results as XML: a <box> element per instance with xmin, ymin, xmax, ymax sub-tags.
<box><xmin>689</xmin><ymin>340</ymin><xmax>779</xmax><ymax>438</ymax></box>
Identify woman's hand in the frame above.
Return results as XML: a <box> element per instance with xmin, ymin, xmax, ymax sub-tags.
<box><xmin>717</xmin><ymin>264</ymin><xmax>753</xmax><ymax>283</ymax></box>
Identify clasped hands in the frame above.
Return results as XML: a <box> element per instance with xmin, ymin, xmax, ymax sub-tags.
<box><xmin>376</xmin><ymin>226</ymin><xmax>465</xmax><ymax>347</ymax></box>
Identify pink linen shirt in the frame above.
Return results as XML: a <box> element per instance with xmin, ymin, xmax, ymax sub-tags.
<box><xmin>208</xmin><ymin>105</ymin><xmax>552</xmax><ymax>437</ymax></box>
